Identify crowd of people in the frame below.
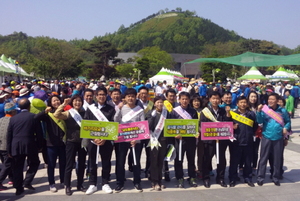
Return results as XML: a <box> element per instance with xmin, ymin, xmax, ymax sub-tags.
<box><xmin>0</xmin><ymin>78</ymin><xmax>294</xmax><ymax>196</ymax></box>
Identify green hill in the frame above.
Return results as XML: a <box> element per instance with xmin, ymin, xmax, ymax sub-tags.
<box><xmin>97</xmin><ymin>11</ymin><xmax>243</xmax><ymax>54</ymax></box>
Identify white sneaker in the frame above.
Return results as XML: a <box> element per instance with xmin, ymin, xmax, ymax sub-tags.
<box><xmin>50</xmin><ymin>184</ymin><xmax>57</xmax><ymax>193</ymax></box>
<box><xmin>102</xmin><ymin>184</ymin><xmax>113</xmax><ymax>194</ymax></box>
<box><xmin>86</xmin><ymin>185</ymin><xmax>97</xmax><ymax>195</ymax></box>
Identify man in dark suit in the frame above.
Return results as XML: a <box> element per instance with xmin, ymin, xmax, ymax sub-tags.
<box><xmin>84</xmin><ymin>87</ymin><xmax>116</xmax><ymax>195</ymax></box>
<box><xmin>51</xmin><ymin>80</ymin><xmax>61</xmax><ymax>95</ymax></box>
<box><xmin>7</xmin><ymin>98</ymin><xmax>43</xmax><ymax>195</ymax></box>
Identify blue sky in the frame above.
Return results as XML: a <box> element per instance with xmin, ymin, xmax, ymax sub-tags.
<box><xmin>1</xmin><ymin>0</ymin><xmax>299</xmax><ymax>49</ymax></box>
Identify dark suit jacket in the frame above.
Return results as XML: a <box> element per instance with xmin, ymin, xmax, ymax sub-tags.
<box><xmin>84</xmin><ymin>102</ymin><xmax>116</xmax><ymax>122</ymax></box>
<box><xmin>7</xmin><ymin>111</ymin><xmax>44</xmax><ymax>156</ymax></box>
<box><xmin>51</xmin><ymin>84</ymin><xmax>62</xmax><ymax>94</ymax></box>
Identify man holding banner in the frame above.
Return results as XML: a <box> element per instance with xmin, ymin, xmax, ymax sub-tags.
<box><xmin>114</xmin><ymin>88</ymin><xmax>145</xmax><ymax>193</ymax></box>
<box><xmin>163</xmin><ymin>89</ymin><xmax>179</xmax><ymax>181</ymax></box>
<box><xmin>256</xmin><ymin>93</ymin><xmax>290</xmax><ymax>187</ymax></box>
<box><xmin>171</xmin><ymin>91</ymin><xmax>198</xmax><ymax>188</ymax></box>
<box><xmin>200</xmin><ymin>91</ymin><xmax>232</xmax><ymax>188</ymax></box>
<box><xmin>84</xmin><ymin>87</ymin><xmax>116</xmax><ymax>195</ymax></box>
<box><xmin>137</xmin><ymin>86</ymin><xmax>154</xmax><ymax>179</ymax></box>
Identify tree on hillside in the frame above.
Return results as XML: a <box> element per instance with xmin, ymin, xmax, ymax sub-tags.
<box><xmin>117</xmin><ymin>24</ymin><xmax>126</xmax><ymax>34</ymax></box>
<box><xmin>279</xmin><ymin>46</ymin><xmax>293</xmax><ymax>55</ymax></box>
<box><xmin>240</xmin><ymin>39</ymin><xmax>281</xmax><ymax>55</ymax></box>
<box><xmin>31</xmin><ymin>37</ymin><xmax>83</xmax><ymax>78</ymax></box>
<box><xmin>115</xmin><ymin>63</ymin><xmax>135</xmax><ymax>78</ymax></box>
<box><xmin>135</xmin><ymin>58</ymin><xmax>150</xmax><ymax>80</ymax></box>
<box><xmin>200</xmin><ymin>41</ymin><xmax>247</xmax><ymax>62</ymax></box>
<box><xmin>135</xmin><ymin>46</ymin><xmax>174</xmax><ymax>78</ymax></box>
<box><xmin>84</xmin><ymin>40</ymin><xmax>118</xmax><ymax>79</ymax></box>
<box><xmin>159</xmin><ymin>9</ymin><xmax>165</xmax><ymax>14</ymax></box>
<box><xmin>176</xmin><ymin>7</ymin><xmax>182</xmax><ymax>12</ymax></box>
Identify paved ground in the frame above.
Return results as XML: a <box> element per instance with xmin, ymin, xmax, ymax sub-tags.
<box><xmin>1</xmin><ymin>112</ymin><xmax>300</xmax><ymax>201</ymax></box>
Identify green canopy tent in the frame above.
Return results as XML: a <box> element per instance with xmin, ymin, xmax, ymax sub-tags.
<box><xmin>0</xmin><ymin>60</ymin><xmax>18</xmax><ymax>84</ymax></box>
<box><xmin>149</xmin><ymin>67</ymin><xmax>184</xmax><ymax>85</ymax></box>
<box><xmin>286</xmin><ymin>69</ymin><xmax>299</xmax><ymax>81</ymax></box>
<box><xmin>0</xmin><ymin>54</ymin><xmax>31</xmax><ymax>77</ymax></box>
<box><xmin>237</xmin><ymin>66</ymin><xmax>267</xmax><ymax>81</ymax></box>
<box><xmin>185</xmin><ymin>52</ymin><xmax>300</xmax><ymax>67</ymax></box>
<box><xmin>0</xmin><ymin>54</ymin><xmax>10</xmax><ymax>63</ymax></box>
<box><xmin>269</xmin><ymin>67</ymin><xmax>292</xmax><ymax>81</ymax></box>
<box><xmin>0</xmin><ymin>60</ymin><xmax>15</xmax><ymax>73</ymax></box>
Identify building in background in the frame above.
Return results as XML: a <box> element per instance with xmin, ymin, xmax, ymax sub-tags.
<box><xmin>116</xmin><ymin>52</ymin><xmax>201</xmax><ymax>78</ymax></box>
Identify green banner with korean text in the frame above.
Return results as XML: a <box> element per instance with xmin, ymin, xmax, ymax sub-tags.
<box><xmin>80</xmin><ymin>120</ymin><xmax>119</xmax><ymax>140</ymax></box>
<box><xmin>164</xmin><ymin>119</ymin><xmax>199</xmax><ymax>137</ymax></box>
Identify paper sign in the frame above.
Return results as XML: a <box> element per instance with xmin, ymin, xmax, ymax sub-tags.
<box><xmin>114</xmin><ymin>121</ymin><xmax>150</xmax><ymax>143</ymax></box>
<box><xmin>80</xmin><ymin>120</ymin><xmax>119</xmax><ymax>140</ymax></box>
<box><xmin>201</xmin><ymin>122</ymin><xmax>233</xmax><ymax>140</ymax></box>
<box><xmin>164</xmin><ymin>119</ymin><xmax>199</xmax><ymax>137</ymax></box>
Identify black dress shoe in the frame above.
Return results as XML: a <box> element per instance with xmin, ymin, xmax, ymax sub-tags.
<box><xmin>203</xmin><ymin>180</ymin><xmax>210</xmax><ymax>188</ymax></box>
<box><xmin>24</xmin><ymin>184</ymin><xmax>35</xmax><ymax>190</ymax></box>
<box><xmin>65</xmin><ymin>187</ymin><xmax>72</xmax><ymax>196</ymax></box>
<box><xmin>229</xmin><ymin>181</ymin><xmax>236</xmax><ymax>187</ymax></box>
<box><xmin>274</xmin><ymin>181</ymin><xmax>280</xmax><ymax>186</ymax></box>
<box><xmin>217</xmin><ymin>180</ymin><xmax>227</xmax><ymax>188</ymax></box>
<box><xmin>114</xmin><ymin>184</ymin><xmax>124</xmax><ymax>193</ymax></box>
<box><xmin>77</xmin><ymin>185</ymin><xmax>86</xmax><ymax>192</ymax></box>
<box><xmin>16</xmin><ymin>188</ymin><xmax>24</xmax><ymax>196</ymax></box>
<box><xmin>257</xmin><ymin>181</ymin><xmax>263</xmax><ymax>186</ymax></box>
<box><xmin>245</xmin><ymin>181</ymin><xmax>255</xmax><ymax>187</ymax></box>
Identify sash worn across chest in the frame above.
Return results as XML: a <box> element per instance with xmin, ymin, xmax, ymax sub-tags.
<box><xmin>144</xmin><ymin>100</ymin><xmax>154</xmax><ymax>114</ymax></box>
<box><xmin>230</xmin><ymin>110</ymin><xmax>253</xmax><ymax>127</ymax></box>
<box><xmin>150</xmin><ymin>109</ymin><xmax>167</xmax><ymax>149</ymax></box>
<box><xmin>122</xmin><ymin>105</ymin><xmax>143</xmax><ymax>122</ymax></box>
<box><xmin>48</xmin><ymin>112</ymin><xmax>67</xmax><ymax>133</ymax></box>
<box><xmin>83</xmin><ymin>100</ymin><xmax>90</xmax><ymax>111</ymax></box>
<box><xmin>202</xmin><ymin>107</ymin><xmax>218</xmax><ymax>122</ymax></box>
<box><xmin>262</xmin><ymin>105</ymin><xmax>284</xmax><ymax>127</ymax></box>
<box><xmin>164</xmin><ymin>100</ymin><xmax>173</xmax><ymax>112</ymax></box>
<box><xmin>88</xmin><ymin>104</ymin><xmax>109</xmax><ymax>122</ymax></box>
<box><xmin>174</xmin><ymin>106</ymin><xmax>192</xmax><ymax>119</ymax></box>
<box><xmin>69</xmin><ymin>108</ymin><xmax>82</xmax><ymax>127</ymax></box>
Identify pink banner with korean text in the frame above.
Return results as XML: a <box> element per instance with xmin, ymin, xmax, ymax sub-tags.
<box><xmin>114</xmin><ymin>121</ymin><xmax>150</xmax><ymax>143</ymax></box>
<box><xmin>201</xmin><ymin>122</ymin><xmax>234</xmax><ymax>165</ymax></box>
<box><xmin>201</xmin><ymin>122</ymin><xmax>234</xmax><ymax>140</ymax></box>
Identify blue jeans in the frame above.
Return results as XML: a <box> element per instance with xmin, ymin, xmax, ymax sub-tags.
<box><xmin>47</xmin><ymin>145</ymin><xmax>66</xmax><ymax>185</ymax></box>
